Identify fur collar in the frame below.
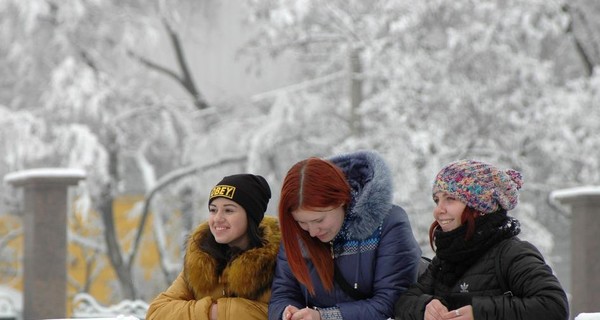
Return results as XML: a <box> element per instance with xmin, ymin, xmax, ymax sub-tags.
<box><xmin>328</xmin><ymin>150</ymin><xmax>393</xmax><ymax>240</ymax></box>
<box><xmin>183</xmin><ymin>216</ymin><xmax>280</xmax><ymax>299</ymax></box>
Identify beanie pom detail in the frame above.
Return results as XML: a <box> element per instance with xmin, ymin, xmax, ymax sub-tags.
<box><xmin>505</xmin><ymin>169</ymin><xmax>523</xmax><ymax>190</ymax></box>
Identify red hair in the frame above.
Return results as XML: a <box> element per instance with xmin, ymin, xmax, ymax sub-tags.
<box><xmin>278</xmin><ymin>157</ymin><xmax>351</xmax><ymax>295</ymax></box>
<box><xmin>428</xmin><ymin>206</ymin><xmax>483</xmax><ymax>251</ymax></box>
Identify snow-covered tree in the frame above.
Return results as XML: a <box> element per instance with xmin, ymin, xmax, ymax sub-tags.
<box><xmin>0</xmin><ymin>0</ymin><xmax>224</xmax><ymax>301</ymax></box>
<box><xmin>242</xmin><ymin>0</ymin><xmax>600</xmax><ymax>261</ymax></box>
<box><xmin>1</xmin><ymin>0</ymin><xmax>599</xmax><ymax>306</ymax></box>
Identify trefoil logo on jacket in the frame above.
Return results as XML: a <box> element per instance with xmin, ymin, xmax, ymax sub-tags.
<box><xmin>460</xmin><ymin>282</ymin><xmax>469</xmax><ymax>293</ymax></box>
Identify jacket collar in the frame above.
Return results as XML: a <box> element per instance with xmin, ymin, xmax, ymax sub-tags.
<box><xmin>183</xmin><ymin>216</ymin><xmax>280</xmax><ymax>299</ymax></box>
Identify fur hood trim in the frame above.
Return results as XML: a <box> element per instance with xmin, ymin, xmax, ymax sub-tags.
<box><xmin>328</xmin><ymin>150</ymin><xmax>393</xmax><ymax>240</ymax></box>
<box><xmin>183</xmin><ymin>216</ymin><xmax>280</xmax><ymax>299</ymax></box>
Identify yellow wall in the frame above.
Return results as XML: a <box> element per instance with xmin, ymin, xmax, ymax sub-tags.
<box><xmin>0</xmin><ymin>214</ymin><xmax>22</xmax><ymax>290</ymax></box>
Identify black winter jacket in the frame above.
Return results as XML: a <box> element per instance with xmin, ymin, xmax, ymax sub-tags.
<box><xmin>395</xmin><ymin>237</ymin><xmax>568</xmax><ymax>320</ymax></box>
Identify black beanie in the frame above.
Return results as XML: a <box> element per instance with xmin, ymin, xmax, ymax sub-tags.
<box><xmin>208</xmin><ymin>174</ymin><xmax>271</xmax><ymax>226</ymax></box>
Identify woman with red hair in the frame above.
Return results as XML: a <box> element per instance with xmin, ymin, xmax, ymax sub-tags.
<box><xmin>268</xmin><ymin>150</ymin><xmax>421</xmax><ymax>320</ymax></box>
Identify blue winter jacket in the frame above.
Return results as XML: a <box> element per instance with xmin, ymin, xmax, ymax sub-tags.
<box><xmin>268</xmin><ymin>150</ymin><xmax>422</xmax><ymax>320</ymax></box>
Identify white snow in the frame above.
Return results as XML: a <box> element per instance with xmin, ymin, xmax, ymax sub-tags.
<box><xmin>550</xmin><ymin>186</ymin><xmax>600</xmax><ymax>202</ymax></box>
<box><xmin>46</xmin><ymin>317</ymin><xmax>139</xmax><ymax>320</ymax></box>
<box><xmin>4</xmin><ymin>168</ymin><xmax>86</xmax><ymax>185</ymax></box>
<box><xmin>576</xmin><ymin>313</ymin><xmax>600</xmax><ymax>320</ymax></box>
<box><xmin>0</xmin><ymin>285</ymin><xmax>21</xmax><ymax>316</ymax></box>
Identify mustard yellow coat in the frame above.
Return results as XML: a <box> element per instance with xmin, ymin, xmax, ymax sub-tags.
<box><xmin>146</xmin><ymin>216</ymin><xmax>281</xmax><ymax>320</ymax></box>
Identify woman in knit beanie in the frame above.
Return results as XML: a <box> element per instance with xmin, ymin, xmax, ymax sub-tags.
<box><xmin>395</xmin><ymin>160</ymin><xmax>569</xmax><ymax>320</ymax></box>
<box><xmin>147</xmin><ymin>174</ymin><xmax>281</xmax><ymax>320</ymax></box>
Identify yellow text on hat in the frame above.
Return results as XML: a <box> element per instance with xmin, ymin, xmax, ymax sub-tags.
<box><xmin>210</xmin><ymin>185</ymin><xmax>236</xmax><ymax>199</ymax></box>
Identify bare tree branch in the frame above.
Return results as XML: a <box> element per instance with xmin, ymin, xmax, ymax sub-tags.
<box><xmin>563</xmin><ymin>4</ymin><xmax>595</xmax><ymax>77</ymax></box>
<box><xmin>128</xmin><ymin>49</ymin><xmax>182</xmax><ymax>84</ymax></box>
<box><xmin>161</xmin><ymin>18</ymin><xmax>210</xmax><ymax>110</ymax></box>
<box><xmin>126</xmin><ymin>19</ymin><xmax>210</xmax><ymax>110</ymax></box>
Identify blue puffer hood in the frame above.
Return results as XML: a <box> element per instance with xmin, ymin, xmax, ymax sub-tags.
<box><xmin>328</xmin><ymin>150</ymin><xmax>393</xmax><ymax>240</ymax></box>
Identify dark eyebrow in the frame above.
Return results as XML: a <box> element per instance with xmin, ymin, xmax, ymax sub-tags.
<box><xmin>209</xmin><ymin>203</ymin><xmax>239</xmax><ymax>208</ymax></box>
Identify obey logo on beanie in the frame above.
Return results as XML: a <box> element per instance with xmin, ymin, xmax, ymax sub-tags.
<box><xmin>209</xmin><ymin>174</ymin><xmax>271</xmax><ymax>226</ymax></box>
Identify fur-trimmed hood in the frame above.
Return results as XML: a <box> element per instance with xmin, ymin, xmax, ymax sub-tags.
<box><xmin>183</xmin><ymin>215</ymin><xmax>280</xmax><ymax>300</ymax></box>
<box><xmin>328</xmin><ymin>150</ymin><xmax>393</xmax><ymax>240</ymax></box>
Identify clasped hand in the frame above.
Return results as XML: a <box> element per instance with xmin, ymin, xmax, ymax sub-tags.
<box><xmin>283</xmin><ymin>305</ymin><xmax>321</xmax><ymax>320</ymax></box>
<box><xmin>424</xmin><ymin>299</ymin><xmax>473</xmax><ymax>320</ymax></box>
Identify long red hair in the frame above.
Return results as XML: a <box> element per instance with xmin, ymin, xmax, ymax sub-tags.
<box><xmin>279</xmin><ymin>157</ymin><xmax>351</xmax><ymax>295</ymax></box>
<box><xmin>428</xmin><ymin>206</ymin><xmax>483</xmax><ymax>251</ymax></box>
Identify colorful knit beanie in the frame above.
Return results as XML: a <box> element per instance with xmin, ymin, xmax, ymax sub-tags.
<box><xmin>432</xmin><ymin>159</ymin><xmax>523</xmax><ymax>214</ymax></box>
<box><xmin>209</xmin><ymin>174</ymin><xmax>271</xmax><ymax>226</ymax></box>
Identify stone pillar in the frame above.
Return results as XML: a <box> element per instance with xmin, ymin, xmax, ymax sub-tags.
<box><xmin>551</xmin><ymin>186</ymin><xmax>600</xmax><ymax>318</ymax></box>
<box><xmin>4</xmin><ymin>168</ymin><xmax>85</xmax><ymax>320</ymax></box>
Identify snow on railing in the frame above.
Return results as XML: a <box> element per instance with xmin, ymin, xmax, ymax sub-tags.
<box><xmin>576</xmin><ymin>313</ymin><xmax>600</xmax><ymax>320</ymax></box>
<box><xmin>48</xmin><ymin>317</ymin><xmax>138</xmax><ymax>320</ymax></box>
<box><xmin>72</xmin><ymin>293</ymin><xmax>148</xmax><ymax>320</ymax></box>
<box><xmin>0</xmin><ymin>295</ymin><xmax>17</xmax><ymax>319</ymax></box>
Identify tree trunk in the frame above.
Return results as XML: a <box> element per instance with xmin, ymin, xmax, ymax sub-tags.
<box><xmin>348</xmin><ymin>47</ymin><xmax>363</xmax><ymax>136</ymax></box>
<box><xmin>97</xmin><ymin>133</ymin><xmax>137</xmax><ymax>299</ymax></box>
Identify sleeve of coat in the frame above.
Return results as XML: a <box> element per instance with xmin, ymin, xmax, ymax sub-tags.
<box><xmin>146</xmin><ymin>272</ymin><xmax>213</xmax><ymax>320</ymax></box>
<box><xmin>471</xmin><ymin>240</ymin><xmax>569</xmax><ymax>320</ymax></box>
<box><xmin>337</xmin><ymin>206</ymin><xmax>422</xmax><ymax>319</ymax></box>
<box><xmin>216</xmin><ymin>297</ymin><xmax>268</xmax><ymax>319</ymax></box>
<box><xmin>394</xmin><ymin>263</ymin><xmax>437</xmax><ymax>320</ymax></box>
<box><xmin>267</xmin><ymin>244</ymin><xmax>306</xmax><ymax>320</ymax></box>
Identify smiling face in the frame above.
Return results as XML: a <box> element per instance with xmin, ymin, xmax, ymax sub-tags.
<box><xmin>208</xmin><ymin>197</ymin><xmax>250</xmax><ymax>249</ymax></box>
<box><xmin>291</xmin><ymin>205</ymin><xmax>345</xmax><ymax>243</ymax></box>
<box><xmin>433</xmin><ymin>192</ymin><xmax>467</xmax><ymax>232</ymax></box>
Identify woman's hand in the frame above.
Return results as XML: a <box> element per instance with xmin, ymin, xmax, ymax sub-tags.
<box><xmin>283</xmin><ymin>305</ymin><xmax>321</xmax><ymax>320</ymax></box>
<box><xmin>424</xmin><ymin>299</ymin><xmax>448</xmax><ymax>320</ymax></box>
<box><xmin>210</xmin><ymin>301</ymin><xmax>218</xmax><ymax>320</ymax></box>
<box><xmin>448</xmin><ymin>305</ymin><xmax>474</xmax><ymax>320</ymax></box>
<box><xmin>424</xmin><ymin>300</ymin><xmax>473</xmax><ymax>320</ymax></box>
<box><xmin>283</xmin><ymin>305</ymin><xmax>300</xmax><ymax>320</ymax></box>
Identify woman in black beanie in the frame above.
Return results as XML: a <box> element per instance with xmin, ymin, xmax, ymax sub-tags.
<box><xmin>147</xmin><ymin>174</ymin><xmax>281</xmax><ymax>320</ymax></box>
